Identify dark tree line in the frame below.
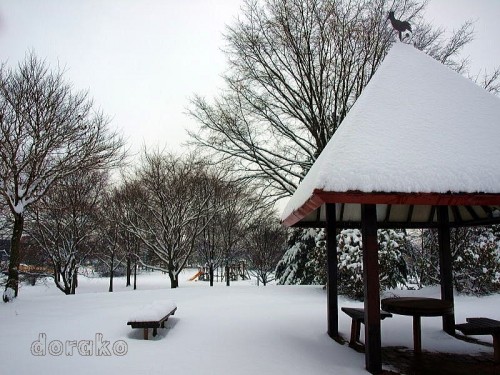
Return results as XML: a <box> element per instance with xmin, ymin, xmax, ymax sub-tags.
<box><xmin>8</xmin><ymin>147</ymin><xmax>287</xmax><ymax>295</ymax></box>
<box><xmin>118</xmin><ymin>150</ymin><xmax>286</xmax><ymax>289</ymax></box>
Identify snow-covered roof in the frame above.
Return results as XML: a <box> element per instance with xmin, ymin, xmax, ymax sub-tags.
<box><xmin>282</xmin><ymin>42</ymin><xmax>500</xmax><ymax>227</ymax></box>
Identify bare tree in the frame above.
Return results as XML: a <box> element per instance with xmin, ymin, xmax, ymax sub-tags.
<box><xmin>113</xmin><ymin>179</ymin><xmax>145</xmax><ymax>290</ymax></box>
<box><xmin>471</xmin><ymin>67</ymin><xmax>500</xmax><ymax>95</ymax></box>
<box><xmin>195</xmin><ymin>169</ymin><xmax>232</xmax><ymax>286</ymax></box>
<box><xmin>28</xmin><ymin>170</ymin><xmax>107</xmax><ymax>295</ymax></box>
<box><xmin>218</xmin><ymin>183</ymin><xmax>268</xmax><ymax>286</ymax></box>
<box><xmin>122</xmin><ymin>151</ymin><xmax>218</xmax><ymax>288</ymax></box>
<box><xmin>196</xmin><ymin>178</ymin><xmax>263</xmax><ymax>286</ymax></box>
<box><xmin>188</xmin><ymin>0</ymin><xmax>484</xmax><ymax>201</ymax></box>
<box><xmin>0</xmin><ymin>52</ymin><xmax>125</xmax><ymax>301</ymax></box>
<box><xmin>245</xmin><ymin>216</ymin><xmax>287</xmax><ymax>286</ymax></box>
<box><xmin>95</xmin><ymin>191</ymin><xmax>128</xmax><ymax>292</ymax></box>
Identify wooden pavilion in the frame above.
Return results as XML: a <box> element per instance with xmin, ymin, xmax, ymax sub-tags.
<box><xmin>281</xmin><ymin>42</ymin><xmax>500</xmax><ymax>373</ymax></box>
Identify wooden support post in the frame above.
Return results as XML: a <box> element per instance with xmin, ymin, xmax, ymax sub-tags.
<box><xmin>493</xmin><ymin>334</ymin><xmax>499</xmax><ymax>363</ymax></box>
<box><xmin>413</xmin><ymin>316</ymin><xmax>422</xmax><ymax>354</ymax></box>
<box><xmin>143</xmin><ymin>328</ymin><xmax>149</xmax><ymax>340</ymax></box>
<box><xmin>361</xmin><ymin>204</ymin><xmax>382</xmax><ymax>374</ymax></box>
<box><xmin>437</xmin><ymin>206</ymin><xmax>455</xmax><ymax>335</ymax></box>
<box><xmin>325</xmin><ymin>204</ymin><xmax>339</xmax><ymax>339</ymax></box>
<box><xmin>350</xmin><ymin>320</ymin><xmax>361</xmax><ymax>346</ymax></box>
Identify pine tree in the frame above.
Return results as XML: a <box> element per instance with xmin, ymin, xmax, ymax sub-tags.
<box><xmin>337</xmin><ymin>229</ymin><xmax>363</xmax><ymax>299</ymax></box>
<box><xmin>277</xmin><ymin>227</ymin><xmax>409</xmax><ymax>300</ymax></box>
<box><xmin>276</xmin><ymin>228</ymin><xmax>326</xmax><ymax>285</ymax></box>
<box><xmin>453</xmin><ymin>226</ymin><xmax>500</xmax><ymax>295</ymax></box>
<box><xmin>405</xmin><ymin>226</ymin><xmax>500</xmax><ymax>295</ymax></box>
<box><xmin>337</xmin><ymin>229</ymin><xmax>408</xmax><ymax>300</ymax></box>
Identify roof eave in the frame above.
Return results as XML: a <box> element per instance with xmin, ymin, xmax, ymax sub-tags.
<box><xmin>282</xmin><ymin>189</ymin><xmax>500</xmax><ymax>228</ymax></box>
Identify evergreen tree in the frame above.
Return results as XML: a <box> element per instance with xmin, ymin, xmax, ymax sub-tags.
<box><xmin>337</xmin><ymin>229</ymin><xmax>408</xmax><ymax>300</ymax></box>
<box><xmin>337</xmin><ymin>229</ymin><xmax>363</xmax><ymax>299</ymax></box>
<box><xmin>276</xmin><ymin>228</ymin><xmax>326</xmax><ymax>285</ymax></box>
<box><xmin>453</xmin><ymin>226</ymin><xmax>500</xmax><ymax>295</ymax></box>
<box><xmin>404</xmin><ymin>226</ymin><xmax>500</xmax><ymax>295</ymax></box>
<box><xmin>378</xmin><ymin>229</ymin><xmax>408</xmax><ymax>289</ymax></box>
<box><xmin>277</xmin><ymin>227</ymin><xmax>408</xmax><ymax>300</ymax></box>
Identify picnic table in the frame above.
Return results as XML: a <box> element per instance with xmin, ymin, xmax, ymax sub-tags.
<box><xmin>381</xmin><ymin>297</ymin><xmax>454</xmax><ymax>353</ymax></box>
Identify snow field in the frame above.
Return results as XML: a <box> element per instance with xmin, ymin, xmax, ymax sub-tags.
<box><xmin>0</xmin><ymin>270</ymin><xmax>498</xmax><ymax>375</ymax></box>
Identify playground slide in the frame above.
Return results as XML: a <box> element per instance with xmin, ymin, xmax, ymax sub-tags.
<box><xmin>188</xmin><ymin>270</ymin><xmax>203</xmax><ymax>281</ymax></box>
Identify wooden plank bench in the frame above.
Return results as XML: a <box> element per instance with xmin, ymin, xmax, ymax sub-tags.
<box><xmin>455</xmin><ymin>317</ymin><xmax>500</xmax><ymax>363</ymax></box>
<box><xmin>341</xmin><ymin>307</ymin><xmax>392</xmax><ymax>349</ymax></box>
<box><xmin>127</xmin><ymin>300</ymin><xmax>177</xmax><ymax>340</ymax></box>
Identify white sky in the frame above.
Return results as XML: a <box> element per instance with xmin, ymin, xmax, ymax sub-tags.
<box><xmin>0</xmin><ymin>0</ymin><xmax>499</xmax><ymax>158</ymax></box>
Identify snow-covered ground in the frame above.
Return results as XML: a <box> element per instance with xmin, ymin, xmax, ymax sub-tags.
<box><xmin>0</xmin><ymin>270</ymin><xmax>498</xmax><ymax>374</ymax></box>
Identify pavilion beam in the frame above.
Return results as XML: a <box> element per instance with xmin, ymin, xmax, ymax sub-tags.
<box><xmin>437</xmin><ymin>206</ymin><xmax>455</xmax><ymax>335</ymax></box>
<box><xmin>325</xmin><ymin>203</ymin><xmax>339</xmax><ymax>339</ymax></box>
<box><xmin>361</xmin><ymin>204</ymin><xmax>382</xmax><ymax>374</ymax></box>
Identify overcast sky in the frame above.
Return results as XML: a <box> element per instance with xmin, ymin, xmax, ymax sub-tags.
<box><xmin>0</xmin><ymin>0</ymin><xmax>499</xmax><ymax>157</ymax></box>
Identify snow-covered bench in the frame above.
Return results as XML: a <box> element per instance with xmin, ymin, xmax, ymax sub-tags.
<box><xmin>127</xmin><ymin>300</ymin><xmax>177</xmax><ymax>340</ymax></box>
<box><xmin>455</xmin><ymin>317</ymin><xmax>500</xmax><ymax>363</ymax></box>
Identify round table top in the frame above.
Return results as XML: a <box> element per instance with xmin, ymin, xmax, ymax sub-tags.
<box><xmin>381</xmin><ymin>297</ymin><xmax>454</xmax><ymax>317</ymax></box>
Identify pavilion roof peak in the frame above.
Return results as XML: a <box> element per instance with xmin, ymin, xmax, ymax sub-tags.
<box><xmin>282</xmin><ymin>42</ymin><xmax>500</xmax><ymax>223</ymax></box>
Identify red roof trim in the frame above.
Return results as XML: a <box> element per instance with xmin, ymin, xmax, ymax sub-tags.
<box><xmin>282</xmin><ymin>190</ymin><xmax>500</xmax><ymax>227</ymax></box>
<box><xmin>315</xmin><ymin>190</ymin><xmax>500</xmax><ymax>206</ymax></box>
<box><xmin>282</xmin><ymin>194</ymin><xmax>325</xmax><ymax>227</ymax></box>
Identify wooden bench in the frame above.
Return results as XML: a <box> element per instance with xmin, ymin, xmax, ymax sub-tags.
<box><xmin>341</xmin><ymin>307</ymin><xmax>392</xmax><ymax>349</ymax></box>
<box><xmin>127</xmin><ymin>300</ymin><xmax>177</xmax><ymax>340</ymax></box>
<box><xmin>455</xmin><ymin>317</ymin><xmax>500</xmax><ymax>363</ymax></box>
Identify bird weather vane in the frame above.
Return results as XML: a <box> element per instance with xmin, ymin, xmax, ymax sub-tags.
<box><xmin>388</xmin><ymin>11</ymin><xmax>412</xmax><ymax>41</ymax></box>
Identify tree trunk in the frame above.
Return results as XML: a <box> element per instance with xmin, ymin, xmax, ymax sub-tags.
<box><xmin>109</xmin><ymin>253</ymin><xmax>114</xmax><ymax>292</ymax></box>
<box><xmin>225</xmin><ymin>264</ymin><xmax>230</xmax><ymax>286</ymax></box>
<box><xmin>133</xmin><ymin>262</ymin><xmax>137</xmax><ymax>290</ymax></box>
<box><xmin>209</xmin><ymin>263</ymin><xmax>214</xmax><ymax>287</ymax></box>
<box><xmin>126</xmin><ymin>255</ymin><xmax>131</xmax><ymax>287</ymax></box>
<box><xmin>4</xmin><ymin>213</ymin><xmax>24</xmax><ymax>302</ymax></box>
<box><xmin>54</xmin><ymin>262</ymin><xmax>61</xmax><ymax>283</ymax></box>
<box><xmin>70</xmin><ymin>266</ymin><xmax>77</xmax><ymax>295</ymax></box>
<box><xmin>169</xmin><ymin>272</ymin><xmax>179</xmax><ymax>288</ymax></box>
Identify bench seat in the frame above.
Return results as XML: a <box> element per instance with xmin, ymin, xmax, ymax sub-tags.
<box><xmin>455</xmin><ymin>317</ymin><xmax>500</xmax><ymax>363</ymax></box>
<box><xmin>341</xmin><ymin>307</ymin><xmax>392</xmax><ymax>349</ymax></box>
<box><xmin>127</xmin><ymin>300</ymin><xmax>177</xmax><ymax>340</ymax></box>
